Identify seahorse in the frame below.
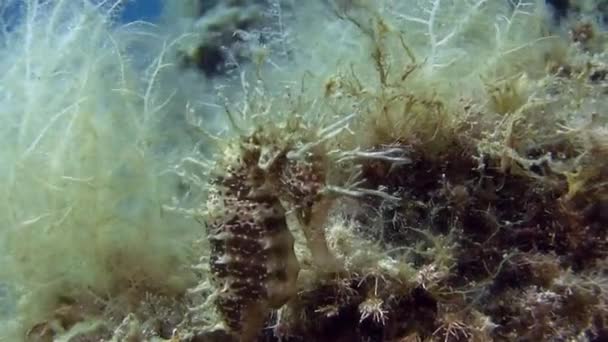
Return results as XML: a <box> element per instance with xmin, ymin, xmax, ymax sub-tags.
<box><xmin>205</xmin><ymin>140</ymin><xmax>301</xmax><ymax>342</ymax></box>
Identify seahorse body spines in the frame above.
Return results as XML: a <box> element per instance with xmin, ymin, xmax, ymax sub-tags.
<box><xmin>206</xmin><ymin>146</ymin><xmax>300</xmax><ymax>341</ymax></box>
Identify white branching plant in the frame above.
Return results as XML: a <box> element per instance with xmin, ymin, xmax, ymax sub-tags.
<box><xmin>0</xmin><ymin>1</ymin><xmax>198</xmax><ymax>339</ymax></box>
<box><xmin>379</xmin><ymin>0</ymin><xmax>550</xmax><ymax>81</ymax></box>
<box><xmin>391</xmin><ymin>0</ymin><xmax>489</xmax><ymax>73</ymax></box>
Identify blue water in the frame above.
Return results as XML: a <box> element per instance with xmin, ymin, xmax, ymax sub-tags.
<box><xmin>1</xmin><ymin>0</ymin><xmax>163</xmax><ymax>31</ymax></box>
<box><xmin>0</xmin><ymin>0</ymin><xmax>577</xmax><ymax>32</ymax></box>
<box><xmin>119</xmin><ymin>0</ymin><xmax>162</xmax><ymax>22</ymax></box>
<box><xmin>118</xmin><ymin>0</ymin><xmax>566</xmax><ymax>23</ymax></box>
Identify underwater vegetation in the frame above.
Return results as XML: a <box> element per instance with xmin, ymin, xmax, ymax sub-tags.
<box><xmin>0</xmin><ymin>0</ymin><xmax>607</xmax><ymax>341</ymax></box>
